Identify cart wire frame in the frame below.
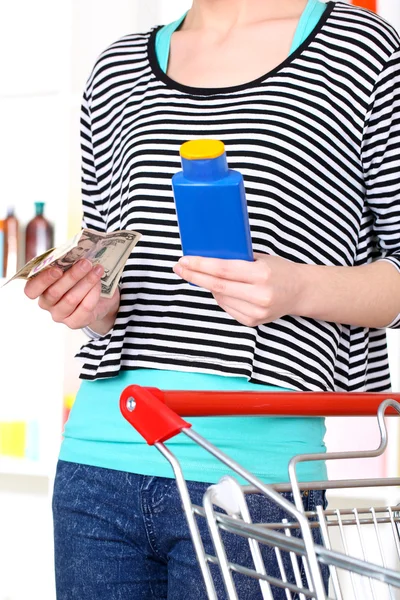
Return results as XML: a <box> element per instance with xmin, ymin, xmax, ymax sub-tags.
<box><xmin>120</xmin><ymin>386</ymin><xmax>400</xmax><ymax>599</ymax></box>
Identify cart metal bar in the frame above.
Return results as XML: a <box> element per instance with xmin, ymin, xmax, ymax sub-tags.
<box><xmin>151</xmin><ymin>389</ymin><xmax>400</xmax><ymax>417</ymax></box>
<box><xmin>353</xmin><ymin>509</ymin><xmax>376</xmax><ymax>600</ymax></box>
<box><xmin>193</xmin><ymin>505</ymin><xmax>400</xmax><ymax>578</ymax></box>
<box><xmin>316</xmin><ymin>505</ymin><xmax>343</xmax><ymax>600</ymax></box>
<box><xmin>192</xmin><ymin>505</ymin><xmax>400</xmax><ymax>530</ymax></box>
<box><xmin>205</xmin><ymin>554</ymin><xmax>318</xmax><ymax>599</ymax></box>
<box><xmin>243</xmin><ymin>478</ymin><xmax>400</xmax><ymax>494</ymax></box>
<box><xmin>282</xmin><ymin>519</ymin><xmax>309</xmax><ymax>600</ymax></box>
<box><xmin>212</xmin><ymin>516</ymin><xmax>400</xmax><ymax>588</ymax></box>
<box><xmin>182</xmin><ymin>428</ymin><xmax>327</xmax><ymax>599</ymax></box>
<box><xmin>273</xmin><ymin>546</ymin><xmax>293</xmax><ymax>600</ymax></box>
<box><xmin>155</xmin><ymin>442</ymin><xmax>218</xmax><ymax>600</ymax></box>
<box><xmin>288</xmin><ymin>399</ymin><xmax>400</xmax><ymax>514</ymax></box>
<box><xmin>204</xmin><ymin>478</ymin><xmax>274</xmax><ymax>599</ymax></box>
<box><xmin>389</xmin><ymin>507</ymin><xmax>400</xmax><ymax>559</ymax></box>
<box><xmin>370</xmin><ymin>508</ymin><xmax>394</xmax><ymax>600</ymax></box>
<box><xmin>203</xmin><ymin>488</ymin><xmax>240</xmax><ymax>600</ymax></box>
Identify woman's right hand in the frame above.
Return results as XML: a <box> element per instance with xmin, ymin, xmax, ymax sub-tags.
<box><xmin>24</xmin><ymin>258</ymin><xmax>120</xmax><ymax>334</ymax></box>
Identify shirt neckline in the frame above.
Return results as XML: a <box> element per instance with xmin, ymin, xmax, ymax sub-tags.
<box><xmin>147</xmin><ymin>1</ymin><xmax>334</xmax><ymax>96</ymax></box>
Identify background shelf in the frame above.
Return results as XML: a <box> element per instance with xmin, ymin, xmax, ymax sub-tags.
<box><xmin>0</xmin><ymin>457</ymin><xmax>52</xmax><ymax>478</ymax></box>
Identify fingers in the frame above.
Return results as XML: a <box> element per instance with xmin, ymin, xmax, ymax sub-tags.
<box><xmin>40</xmin><ymin>262</ymin><xmax>104</xmax><ymax>321</ymax></box>
<box><xmin>214</xmin><ymin>296</ymin><xmax>259</xmax><ymax>327</ymax></box>
<box><xmin>175</xmin><ymin>256</ymin><xmax>263</xmax><ymax>284</ymax></box>
<box><xmin>25</xmin><ymin>259</ymin><xmax>95</xmax><ymax>301</ymax></box>
<box><xmin>213</xmin><ymin>293</ymin><xmax>269</xmax><ymax>325</ymax></box>
<box><xmin>174</xmin><ymin>262</ymin><xmax>268</xmax><ymax>306</ymax></box>
<box><xmin>24</xmin><ymin>267</ymin><xmax>63</xmax><ymax>299</ymax></box>
<box><xmin>40</xmin><ymin>260</ymin><xmax>103</xmax><ymax>307</ymax></box>
<box><xmin>62</xmin><ymin>283</ymin><xmax>102</xmax><ymax>329</ymax></box>
<box><xmin>24</xmin><ymin>256</ymin><xmax>117</xmax><ymax>331</ymax></box>
<box><xmin>94</xmin><ymin>287</ymin><xmax>121</xmax><ymax>322</ymax></box>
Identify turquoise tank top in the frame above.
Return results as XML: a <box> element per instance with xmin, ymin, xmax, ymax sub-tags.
<box><xmin>60</xmin><ymin>0</ymin><xmax>328</xmax><ymax>485</ymax></box>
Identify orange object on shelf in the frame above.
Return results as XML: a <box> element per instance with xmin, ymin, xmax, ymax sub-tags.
<box><xmin>0</xmin><ymin>219</ymin><xmax>4</xmax><ymax>277</ymax></box>
<box><xmin>63</xmin><ymin>394</ymin><xmax>76</xmax><ymax>427</ymax></box>
<box><xmin>351</xmin><ymin>0</ymin><xmax>377</xmax><ymax>12</ymax></box>
<box><xmin>3</xmin><ymin>207</ymin><xmax>19</xmax><ymax>279</ymax></box>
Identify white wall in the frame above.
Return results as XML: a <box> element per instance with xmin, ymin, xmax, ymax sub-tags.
<box><xmin>0</xmin><ymin>4</ymin><xmax>71</xmax><ymax>600</ymax></box>
<box><xmin>0</xmin><ymin>2</ymin><xmax>69</xmax><ymax>238</ymax></box>
<box><xmin>0</xmin><ymin>4</ymin><xmax>145</xmax><ymax>599</ymax></box>
<box><xmin>379</xmin><ymin>0</ymin><xmax>400</xmax><ymax>29</ymax></box>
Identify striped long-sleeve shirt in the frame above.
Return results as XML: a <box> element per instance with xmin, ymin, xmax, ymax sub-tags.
<box><xmin>76</xmin><ymin>1</ymin><xmax>400</xmax><ymax>392</ymax></box>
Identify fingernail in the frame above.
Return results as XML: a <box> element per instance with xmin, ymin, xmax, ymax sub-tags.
<box><xmin>94</xmin><ymin>265</ymin><xmax>103</xmax><ymax>276</ymax></box>
<box><xmin>80</xmin><ymin>259</ymin><xmax>92</xmax><ymax>272</ymax></box>
<box><xmin>50</xmin><ymin>268</ymin><xmax>62</xmax><ymax>279</ymax></box>
<box><xmin>179</xmin><ymin>257</ymin><xmax>190</xmax><ymax>266</ymax></box>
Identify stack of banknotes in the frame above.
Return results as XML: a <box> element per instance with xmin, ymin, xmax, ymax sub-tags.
<box><xmin>5</xmin><ymin>228</ymin><xmax>142</xmax><ymax>298</ymax></box>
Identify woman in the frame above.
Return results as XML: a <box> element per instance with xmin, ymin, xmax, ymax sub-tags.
<box><xmin>25</xmin><ymin>0</ymin><xmax>400</xmax><ymax>598</ymax></box>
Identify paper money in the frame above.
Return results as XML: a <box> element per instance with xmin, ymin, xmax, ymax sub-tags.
<box><xmin>4</xmin><ymin>228</ymin><xmax>142</xmax><ymax>298</ymax></box>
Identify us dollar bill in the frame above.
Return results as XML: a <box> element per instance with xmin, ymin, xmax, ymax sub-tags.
<box><xmin>4</xmin><ymin>228</ymin><xmax>142</xmax><ymax>298</ymax></box>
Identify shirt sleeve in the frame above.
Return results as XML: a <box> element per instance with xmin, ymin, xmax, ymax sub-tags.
<box><xmin>80</xmin><ymin>89</ymin><xmax>107</xmax><ymax>233</ymax></box>
<box><xmin>362</xmin><ymin>46</ymin><xmax>400</xmax><ymax>329</ymax></box>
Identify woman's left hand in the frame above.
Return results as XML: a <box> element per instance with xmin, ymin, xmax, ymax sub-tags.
<box><xmin>173</xmin><ymin>253</ymin><xmax>304</xmax><ymax>327</ymax></box>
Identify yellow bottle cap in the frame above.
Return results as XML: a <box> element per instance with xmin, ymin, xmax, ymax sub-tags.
<box><xmin>180</xmin><ymin>139</ymin><xmax>225</xmax><ymax>160</ymax></box>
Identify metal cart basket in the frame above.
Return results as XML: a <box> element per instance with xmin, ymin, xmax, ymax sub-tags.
<box><xmin>120</xmin><ymin>386</ymin><xmax>400</xmax><ymax>600</ymax></box>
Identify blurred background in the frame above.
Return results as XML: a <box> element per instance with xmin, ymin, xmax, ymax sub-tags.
<box><xmin>0</xmin><ymin>1</ymin><xmax>399</xmax><ymax>598</ymax></box>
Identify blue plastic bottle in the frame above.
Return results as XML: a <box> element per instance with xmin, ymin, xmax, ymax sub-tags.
<box><xmin>172</xmin><ymin>139</ymin><xmax>254</xmax><ymax>261</ymax></box>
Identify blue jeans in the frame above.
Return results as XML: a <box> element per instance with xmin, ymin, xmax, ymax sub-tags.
<box><xmin>53</xmin><ymin>460</ymin><xmax>329</xmax><ymax>599</ymax></box>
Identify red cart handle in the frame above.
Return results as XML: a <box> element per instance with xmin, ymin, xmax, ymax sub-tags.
<box><xmin>120</xmin><ymin>386</ymin><xmax>400</xmax><ymax>445</ymax></box>
<box><xmin>144</xmin><ymin>388</ymin><xmax>400</xmax><ymax>417</ymax></box>
<box><xmin>120</xmin><ymin>385</ymin><xmax>191</xmax><ymax>445</ymax></box>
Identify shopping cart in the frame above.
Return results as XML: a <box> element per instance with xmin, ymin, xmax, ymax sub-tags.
<box><xmin>120</xmin><ymin>386</ymin><xmax>400</xmax><ymax>600</ymax></box>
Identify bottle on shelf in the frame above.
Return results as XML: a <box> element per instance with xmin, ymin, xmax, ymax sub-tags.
<box><xmin>4</xmin><ymin>207</ymin><xmax>19</xmax><ymax>279</ymax></box>
<box><xmin>0</xmin><ymin>219</ymin><xmax>4</xmax><ymax>278</ymax></box>
<box><xmin>25</xmin><ymin>201</ymin><xmax>54</xmax><ymax>263</ymax></box>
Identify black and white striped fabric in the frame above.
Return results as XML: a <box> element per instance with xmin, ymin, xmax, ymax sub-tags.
<box><xmin>76</xmin><ymin>1</ymin><xmax>400</xmax><ymax>392</ymax></box>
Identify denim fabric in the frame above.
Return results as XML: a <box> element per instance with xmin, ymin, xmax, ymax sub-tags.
<box><xmin>53</xmin><ymin>460</ymin><xmax>329</xmax><ymax>599</ymax></box>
